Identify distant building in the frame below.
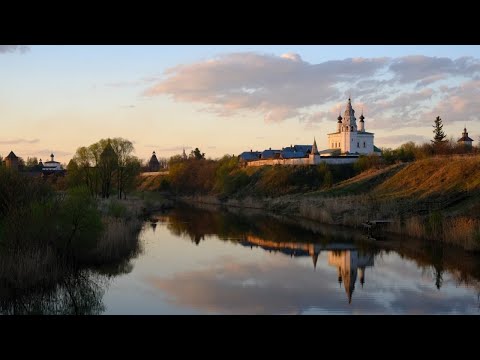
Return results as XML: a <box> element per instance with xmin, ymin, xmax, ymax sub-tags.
<box><xmin>457</xmin><ymin>127</ymin><xmax>474</xmax><ymax>148</ymax></box>
<box><xmin>239</xmin><ymin>150</ymin><xmax>261</xmax><ymax>163</ymax></box>
<box><xmin>239</xmin><ymin>98</ymin><xmax>381</xmax><ymax>167</ymax></box>
<box><xmin>4</xmin><ymin>151</ymin><xmax>19</xmax><ymax>171</ymax></box>
<box><xmin>42</xmin><ymin>153</ymin><xmax>65</xmax><ymax>176</ymax></box>
<box><xmin>148</xmin><ymin>151</ymin><xmax>160</xmax><ymax>172</ymax></box>
<box><xmin>326</xmin><ymin>98</ymin><xmax>379</xmax><ymax>156</ymax></box>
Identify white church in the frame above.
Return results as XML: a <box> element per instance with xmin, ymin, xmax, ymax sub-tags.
<box><xmin>240</xmin><ymin>98</ymin><xmax>381</xmax><ymax>166</ymax></box>
<box><xmin>327</xmin><ymin>98</ymin><xmax>377</xmax><ymax>155</ymax></box>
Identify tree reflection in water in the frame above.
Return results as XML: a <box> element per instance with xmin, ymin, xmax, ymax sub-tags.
<box><xmin>0</xmin><ymin>228</ymin><xmax>143</xmax><ymax>315</ymax></box>
<box><xmin>163</xmin><ymin>203</ymin><xmax>480</xmax><ymax>305</ymax></box>
<box><xmin>0</xmin><ymin>270</ymin><xmax>106</xmax><ymax>315</ymax></box>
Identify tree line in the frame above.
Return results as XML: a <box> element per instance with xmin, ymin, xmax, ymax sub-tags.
<box><xmin>66</xmin><ymin>138</ymin><xmax>141</xmax><ymax>199</ymax></box>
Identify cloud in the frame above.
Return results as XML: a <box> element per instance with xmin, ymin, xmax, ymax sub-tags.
<box><xmin>147</xmin><ymin>252</ymin><xmax>478</xmax><ymax>314</ymax></box>
<box><xmin>0</xmin><ymin>138</ymin><xmax>39</xmax><ymax>145</ymax></box>
<box><xmin>143</xmin><ymin>52</ymin><xmax>480</xmax><ymax>131</ymax></box>
<box><xmin>389</xmin><ymin>56</ymin><xmax>480</xmax><ymax>84</ymax></box>
<box><xmin>0</xmin><ymin>45</ymin><xmax>30</xmax><ymax>54</ymax></box>
<box><xmin>145</xmin><ymin>52</ymin><xmax>389</xmax><ymax>123</ymax></box>
<box><xmin>424</xmin><ymin>79</ymin><xmax>480</xmax><ymax>124</ymax></box>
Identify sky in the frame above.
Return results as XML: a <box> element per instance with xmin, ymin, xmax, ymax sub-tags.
<box><xmin>1</xmin><ymin>45</ymin><xmax>480</xmax><ymax>163</ymax></box>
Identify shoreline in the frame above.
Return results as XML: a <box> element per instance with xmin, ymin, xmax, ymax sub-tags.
<box><xmin>175</xmin><ymin>193</ymin><xmax>480</xmax><ymax>253</ymax></box>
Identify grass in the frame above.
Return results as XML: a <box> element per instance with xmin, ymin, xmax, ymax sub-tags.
<box><xmin>88</xmin><ymin>217</ymin><xmax>143</xmax><ymax>264</ymax></box>
<box><xmin>177</xmin><ymin>155</ymin><xmax>480</xmax><ymax>251</ymax></box>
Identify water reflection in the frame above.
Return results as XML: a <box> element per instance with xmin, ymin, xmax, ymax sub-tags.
<box><xmin>0</xmin><ymin>271</ymin><xmax>107</xmax><ymax>315</ymax></box>
<box><xmin>0</xmin><ymin>224</ymin><xmax>143</xmax><ymax>315</ymax></box>
<box><xmin>3</xmin><ymin>203</ymin><xmax>480</xmax><ymax>314</ymax></box>
<box><xmin>328</xmin><ymin>251</ymin><xmax>374</xmax><ymax>304</ymax></box>
<box><xmin>236</xmin><ymin>235</ymin><xmax>376</xmax><ymax>304</ymax></box>
<box><xmin>146</xmin><ymin>204</ymin><xmax>480</xmax><ymax>313</ymax></box>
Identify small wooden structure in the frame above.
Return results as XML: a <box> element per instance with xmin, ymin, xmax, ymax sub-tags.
<box><xmin>362</xmin><ymin>220</ymin><xmax>393</xmax><ymax>239</ymax></box>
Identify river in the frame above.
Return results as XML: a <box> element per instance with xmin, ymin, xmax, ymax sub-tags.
<box><xmin>3</xmin><ymin>204</ymin><xmax>480</xmax><ymax>314</ymax></box>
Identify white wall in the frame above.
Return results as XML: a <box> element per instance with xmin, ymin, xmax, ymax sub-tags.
<box><xmin>246</xmin><ymin>155</ymin><xmax>358</xmax><ymax>167</ymax></box>
<box><xmin>328</xmin><ymin>131</ymin><xmax>374</xmax><ymax>155</ymax></box>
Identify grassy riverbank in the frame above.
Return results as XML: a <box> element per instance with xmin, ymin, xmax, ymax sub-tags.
<box><xmin>138</xmin><ymin>154</ymin><xmax>480</xmax><ymax>251</ymax></box>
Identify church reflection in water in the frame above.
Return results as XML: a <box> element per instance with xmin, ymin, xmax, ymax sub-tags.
<box><xmin>238</xmin><ymin>235</ymin><xmax>374</xmax><ymax>304</ymax></box>
<box><xmin>328</xmin><ymin>251</ymin><xmax>374</xmax><ymax>304</ymax></box>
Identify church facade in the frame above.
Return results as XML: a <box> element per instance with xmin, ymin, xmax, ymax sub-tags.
<box><xmin>327</xmin><ymin>98</ymin><xmax>375</xmax><ymax>155</ymax></box>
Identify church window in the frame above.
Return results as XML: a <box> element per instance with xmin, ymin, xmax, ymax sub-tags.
<box><xmin>363</xmin><ymin>142</ymin><xmax>366</xmax><ymax>148</ymax></box>
<box><xmin>357</xmin><ymin>142</ymin><xmax>360</xmax><ymax>148</ymax></box>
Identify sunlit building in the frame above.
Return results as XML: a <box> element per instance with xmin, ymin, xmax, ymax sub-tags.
<box><xmin>457</xmin><ymin>127</ymin><xmax>474</xmax><ymax>148</ymax></box>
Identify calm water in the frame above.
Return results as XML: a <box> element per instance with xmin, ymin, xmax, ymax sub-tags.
<box><xmin>3</xmin><ymin>204</ymin><xmax>480</xmax><ymax>314</ymax></box>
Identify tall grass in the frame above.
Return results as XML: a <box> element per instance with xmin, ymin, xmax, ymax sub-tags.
<box><xmin>89</xmin><ymin>217</ymin><xmax>143</xmax><ymax>264</ymax></box>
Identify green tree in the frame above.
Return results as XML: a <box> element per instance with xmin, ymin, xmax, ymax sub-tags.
<box><xmin>121</xmin><ymin>156</ymin><xmax>142</xmax><ymax>199</ymax></box>
<box><xmin>168</xmin><ymin>154</ymin><xmax>185</xmax><ymax>168</ymax></box>
<box><xmin>70</xmin><ymin>138</ymin><xmax>139</xmax><ymax>199</ymax></box>
<box><xmin>432</xmin><ymin>116</ymin><xmax>447</xmax><ymax>145</ymax></box>
<box><xmin>190</xmin><ymin>148</ymin><xmax>205</xmax><ymax>160</ymax></box>
<box><xmin>109</xmin><ymin>138</ymin><xmax>135</xmax><ymax>199</ymax></box>
<box><xmin>70</xmin><ymin>146</ymin><xmax>99</xmax><ymax>197</ymax></box>
<box><xmin>66</xmin><ymin>159</ymin><xmax>83</xmax><ymax>188</ymax></box>
<box><xmin>98</xmin><ymin>140</ymin><xmax>118</xmax><ymax>199</ymax></box>
<box><xmin>26</xmin><ymin>157</ymin><xmax>38</xmax><ymax>167</ymax></box>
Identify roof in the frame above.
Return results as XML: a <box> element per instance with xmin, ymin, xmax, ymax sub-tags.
<box><xmin>239</xmin><ymin>151</ymin><xmax>261</xmax><ymax>161</ymax></box>
<box><xmin>5</xmin><ymin>151</ymin><xmax>18</xmax><ymax>160</ymax></box>
<box><xmin>312</xmin><ymin>139</ymin><xmax>319</xmax><ymax>155</ymax></box>
<box><xmin>458</xmin><ymin>135</ymin><xmax>474</xmax><ymax>142</ymax></box>
<box><xmin>261</xmin><ymin>149</ymin><xmax>281</xmax><ymax>159</ymax></box>
<box><xmin>318</xmin><ymin>148</ymin><xmax>341</xmax><ymax>155</ymax></box>
<box><xmin>149</xmin><ymin>153</ymin><xmax>160</xmax><ymax>165</ymax></box>
<box><xmin>292</xmin><ymin>145</ymin><xmax>312</xmax><ymax>153</ymax></box>
<box><xmin>327</xmin><ymin>131</ymin><xmax>341</xmax><ymax>135</ymax></box>
<box><xmin>281</xmin><ymin>151</ymin><xmax>307</xmax><ymax>159</ymax></box>
<box><xmin>344</xmin><ymin>98</ymin><xmax>355</xmax><ymax>119</ymax></box>
<box><xmin>374</xmin><ymin>145</ymin><xmax>382</xmax><ymax>153</ymax></box>
<box><xmin>357</xmin><ymin>131</ymin><xmax>374</xmax><ymax>135</ymax></box>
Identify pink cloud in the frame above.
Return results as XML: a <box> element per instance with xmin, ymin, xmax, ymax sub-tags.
<box><xmin>142</xmin><ymin>52</ymin><xmax>480</xmax><ymax>130</ymax></box>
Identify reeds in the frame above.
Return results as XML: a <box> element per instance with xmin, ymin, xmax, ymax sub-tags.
<box><xmin>89</xmin><ymin>217</ymin><xmax>143</xmax><ymax>264</ymax></box>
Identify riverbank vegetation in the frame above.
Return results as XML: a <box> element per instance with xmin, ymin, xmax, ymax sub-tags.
<box><xmin>0</xmin><ymin>166</ymin><xmax>144</xmax><ymax>290</ymax></box>
<box><xmin>137</xmin><ymin>141</ymin><xmax>480</xmax><ymax>251</ymax></box>
<box><xmin>0</xmin><ymin>137</ymin><xmax>162</xmax><ymax>293</ymax></box>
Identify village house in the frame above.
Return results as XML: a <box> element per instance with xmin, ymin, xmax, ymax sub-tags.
<box><xmin>41</xmin><ymin>153</ymin><xmax>65</xmax><ymax>176</ymax></box>
<box><xmin>458</xmin><ymin>127</ymin><xmax>474</xmax><ymax>148</ymax></box>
